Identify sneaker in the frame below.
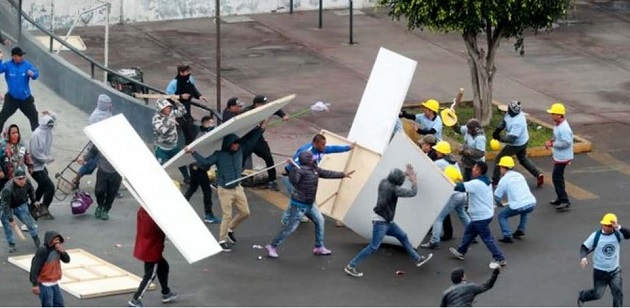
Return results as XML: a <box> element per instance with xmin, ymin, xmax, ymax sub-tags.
<box><xmin>549</xmin><ymin>199</ymin><xmax>561</xmax><ymax>206</ymax></box>
<box><xmin>267</xmin><ymin>181</ymin><xmax>280</xmax><ymax>191</ymax></box>
<box><xmin>420</xmin><ymin>242</ymin><xmax>440</xmax><ymax>249</ymax></box>
<box><xmin>344</xmin><ymin>265</ymin><xmax>363</xmax><ymax>278</ymax></box>
<box><xmin>128</xmin><ymin>299</ymin><xmax>143</xmax><ymax>307</ymax></box>
<box><xmin>20</xmin><ymin>224</ymin><xmax>29</xmax><ymax>231</ymax></box>
<box><xmin>203</xmin><ymin>214</ymin><xmax>221</xmax><ymax>224</ymax></box>
<box><xmin>537</xmin><ymin>174</ymin><xmax>544</xmax><ymax>187</ymax></box>
<box><xmin>489</xmin><ymin>260</ymin><xmax>502</xmax><ymax>269</ymax></box>
<box><xmin>227</xmin><ymin>230</ymin><xmax>237</xmax><ymax>244</ymax></box>
<box><xmin>555</xmin><ymin>202</ymin><xmax>571</xmax><ymax>212</ymax></box>
<box><xmin>101</xmin><ymin>211</ymin><xmax>110</xmax><ymax>220</ymax></box>
<box><xmin>265</xmin><ymin>244</ymin><xmax>279</xmax><ymax>258</ymax></box>
<box><xmin>313</xmin><ymin>246</ymin><xmax>332</xmax><ymax>255</ymax></box>
<box><xmin>449</xmin><ymin>247</ymin><xmax>465</xmax><ymax>260</ymax></box>
<box><xmin>416</xmin><ymin>253</ymin><xmax>433</xmax><ymax>267</ymax></box>
<box><xmin>161</xmin><ymin>291</ymin><xmax>178</xmax><ymax>303</ymax></box>
<box><xmin>512</xmin><ymin>230</ymin><xmax>525</xmax><ymax>238</ymax></box>
<box><xmin>301</xmin><ymin>216</ymin><xmax>310</xmax><ymax>223</ymax></box>
<box><xmin>219</xmin><ymin>241</ymin><xmax>232</xmax><ymax>252</ymax></box>
<box><xmin>577</xmin><ymin>291</ymin><xmax>584</xmax><ymax>307</ymax></box>
<box><xmin>499</xmin><ymin>237</ymin><xmax>514</xmax><ymax>244</ymax></box>
<box><xmin>8</xmin><ymin>244</ymin><xmax>16</xmax><ymax>253</ymax></box>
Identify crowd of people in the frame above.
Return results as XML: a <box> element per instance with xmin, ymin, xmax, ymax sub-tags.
<box><xmin>0</xmin><ymin>46</ymin><xmax>624</xmax><ymax>307</ymax></box>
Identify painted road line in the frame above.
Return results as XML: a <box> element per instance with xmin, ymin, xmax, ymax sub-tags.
<box><xmin>249</xmin><ymin>188</ymin><xmax>290</xmax><ymax>210</ymax></box>
<box><xmin>512</xmin><ymin>164</ymin><xmax>599</xmax><ymax>201</ymax></box>
<box><xmin>588</xmin><ymin>152</ymin><xmax>630</xmax><ymax>176</ymax></box>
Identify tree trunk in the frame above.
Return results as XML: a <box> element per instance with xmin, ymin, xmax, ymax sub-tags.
<box><xmin>462</xmin><ymin>25</ymin><xmax>502</xmax><ymax>126</ymax></box>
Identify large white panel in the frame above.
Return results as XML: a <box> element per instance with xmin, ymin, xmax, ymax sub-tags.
<box><xmin>343</xmin><ymin>133</ymin><xmax>453</xmax><ymax>247</ymax></box>
<box><xmin>163</xmin><ymin>94</ymin><xmax>294</xmax><ymax>170</ymax></box>
<box><xmin>84</xmin><ymin>115</ymin><xmax>221</xmax><ymax>264</ymax></box>
<box><xmin>347</xmin><ymin>48</ymin><xmax>417</xmax><ymax>154</ymax></box>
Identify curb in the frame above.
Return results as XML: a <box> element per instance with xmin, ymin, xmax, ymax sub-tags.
<box><xmin>401</xmin><ymin>100</ymin><xmax>592</xmax><ymax>161</ymax></box>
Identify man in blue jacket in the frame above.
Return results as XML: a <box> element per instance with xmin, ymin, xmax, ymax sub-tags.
<box><xmin>0</xmin><ymin>47</ymin><xmax>39</xmax><ymax>132</ymax></box>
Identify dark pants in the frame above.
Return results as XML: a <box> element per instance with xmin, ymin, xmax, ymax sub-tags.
<box><xmin>552</xmin><ymin>162</ymin><xmax>569</xmax><ymax>202</ymax></box>
<box><xmin>463</xmin><ymin>167</ymin><xmax>473</xmax><ymax>182</ymax></box>
<box><xmin>249</xmin><ymin>139</ymin><xmax>276</xmax><ymax>182</ymax></box>
<box><xmin>95</xmin><ymin>169</ymin><xmax>122</xmax><ymax>212</ymax></box>
<box><xmin>184</xmin><ymin>165</ymin><xmax>214</xmax><ymax>216</ymax></box>
<box><xmin>176</xmin><ymin>117</ymin><xmax>198</xmax><ymax>146</ymax></box>
<box><xmin>32</xmin><ymin>168</ymin><xmax>55</xmax><ymax>208</ymax></box>
<box><xmin>492</xmin><ymin>143</ymin><xmax>540</xmax><ymax>184</ymax></box>
<box><xmin>456</xmin><ymin>218</ymin><xmax>505</xmax><ymax>261</ymax></box>
<box><xmin>38</xmin><ymin>283</ymin><xmax>64</xmax><ymax>307</ymax></box>
<box><xmin>442</xmin><ymin>214</ymin><xmax>453</xmax><ymax>240</ymax></box>
<box><xmin>0</xmin><ymin>94</ymin><xmax>39</xmax><ymax>132</ymax></box>
<box><xmin>133</xmin><ymin>258</ymin><xmax>171</xmax><ymax>300</ymax></box>
<box><xmin>580</xmin><ymin>268</ymin><xmax>623</xmax><ymax>307</ymax></box>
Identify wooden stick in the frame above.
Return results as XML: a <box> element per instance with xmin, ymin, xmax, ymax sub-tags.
<box><xmin>12</xmin><ymin>221</ymin><xmax>26</xmax><ymax>241</ymax></box>
<box><xmin>225</xmin><ymin>161</ymin><xmax>287</xmax><ymax>187</ymax></box>
<box><xmin>132</xmin><ymin>93</ymin><xmax>180</xmax><ymax>101</ymax></box>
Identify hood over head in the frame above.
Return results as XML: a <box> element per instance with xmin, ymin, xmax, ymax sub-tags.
<box><xmin>38</xmin><ymin>113</ymin><xmax>56</xmax><ymax>129</ymax></box>
<box><xmin>44</xmin><ymin>230</ymin><xmax>64</xmax><ymax>247</ymax></box>
<box><xmin>89</xmin><ymin>94</ymin><xmax>113</xmax><ymax>124</ymax></box>
<box><xmin>221</xmin><ymin>134</ymin><xmax>240</xmax><ymax>152</ymax></box>
<box><xmin>387</xmin><ymin>168</ymin><xmax>405</xmax><ymax>186</ymax></box>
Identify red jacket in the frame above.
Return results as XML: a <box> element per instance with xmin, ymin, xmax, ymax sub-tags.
<box><xmin>133</xmin><ymin>207</ymin><xmax>165</xmax><ymax>263</ymax></box>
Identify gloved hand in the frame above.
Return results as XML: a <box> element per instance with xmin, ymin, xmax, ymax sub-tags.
<box><xmin>492</xmin><ymin>129</ymin><xmax>502</xmax><ymax>141</ymax></box>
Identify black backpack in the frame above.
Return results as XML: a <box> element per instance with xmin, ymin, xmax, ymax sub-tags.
<box><xmin>591</xmin><ymin>229</ymin><xmax>622</xmax><ymax>252</ymax></box>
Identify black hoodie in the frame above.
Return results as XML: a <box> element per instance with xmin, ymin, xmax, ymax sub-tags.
<box><xmin>373</xmin><ymin>168</ymin><xmax>418</xmax><ymax>222</ymax></box>
<box><xmin>30</xmin><ymin>231</ymin><xmax>70</xmax><ymax>286</ymax></box>
<box><xmin>192</xmin><ymin>128</ymin><xmax>263</xmax><ymax>188</ymax></box>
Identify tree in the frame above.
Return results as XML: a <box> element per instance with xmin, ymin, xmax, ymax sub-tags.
<box><xmin>378</xmin><ymin>0</ymin><xmax>568</xmax><ymax>125</ymax></box>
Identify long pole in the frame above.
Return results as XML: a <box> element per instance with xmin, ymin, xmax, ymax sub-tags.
<box><xmin>104</xmin><ymin>2</ymin><xmax>110</xmax><ymax>83</ymax></box>
<box><xmin>290</xmin><ymin>0</ymin><xmax>293</xmax><ymax>14</ymax></box>
<box><xmin>18</xmin><ymin>0</ymin><xmax>23</xmax><ymax>43</ymax></box>
<box><xmin>348</xmin><ymin>0</ymin><xmax>353</xmax><ymax>44</ymax></box>
<box><xmin>215</xmin><ymin>0</ymin><xmax>222</xmax><ymax>117</ymax></box>
<box><xmin>318</xmin><ymin>0</ymin><xmax>323</xmax><ymax>29</ymax></box>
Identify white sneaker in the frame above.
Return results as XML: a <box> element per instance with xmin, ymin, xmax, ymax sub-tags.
<box><xmin>300</xmin><ymin>216</ymin><xmax>309</xmax><ymax>223</ymax></box>
<box><xmin>20</xmin><ymin>224</ymin><xmax>28</xmax><ymax>231</ymax></box>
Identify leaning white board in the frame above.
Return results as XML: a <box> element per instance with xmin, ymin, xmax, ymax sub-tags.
<box><xmin>84</xmin><ymin>115</ymin><xmax>221</xmax><ymax>263</ymax></box>
<box><xmin>343</xmin><ymin>132</ymin><xmax>453</xmax><ymax>247</ymax></box>
<box><xmin>163</xmin><ymin>94</ymin><xmax>295</xmax><ymax>170</ymax></box>
<box><xmin>347</xmin><ymin>48</ymin><xmax>417</xmax><ymax>154</ymax></box>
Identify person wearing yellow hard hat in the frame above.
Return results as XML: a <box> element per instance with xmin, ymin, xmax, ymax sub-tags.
<box><xmin>546</xmin><ymin>102</ymin><xmax>574</xmax><ymax>211</ymax></box>
<box><xmin>493</xmin><ymin>156</ymin><xmax>537</xmax><ymax>244</ymax></box>
<box><xmin>421</xmin><ymin>160</ymin><xmax>470</xmax><ymax>250</ymax></box>
<box><xmin>400</xmin><ymin>98</ymin><xmax>444</xmax><ymax>140</ymax></box>
<box><xmin>578</xmin><ymin>213</ymin><xmax>630</xmax><ymax>307</ymax></box>
<box><xmin>451</xmin><ymin>118</ymin><xmax>486</xmax><ymax>181</ymax></box>
<box><xmin>491</xmin><ymin>100</ymin><xmax>543</xmax><ymax>188</ymax></box>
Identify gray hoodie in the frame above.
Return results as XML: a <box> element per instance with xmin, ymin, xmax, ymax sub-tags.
<box><xmin>89</xmin><ymin>94</ymin><xmax>112</xmax><ymax>125</ymax></box>
<box><xmin>29</xmin><ymin>113</ymin><xmax>56</xmax><ymax>171</ymax></box>
<box><xmin>373</xmin><ymin>168</ymin><xmax>417</xmax><ymax>222</ymax></box>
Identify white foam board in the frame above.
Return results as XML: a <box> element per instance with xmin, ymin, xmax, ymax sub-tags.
<box><xmin>347</xmin><ymin>48</ymin><xmax>417</xmax><ymax>154</ymax></box>
<box><xmin>343</xmin><ymin>132</ymin><xmax>453</xmax><ymax>247</ymax></box>
<box><xmin>163</xmin><ymin>94</ymin><xmax>294</xmax><ymax>170</ymax></box>
<box><xmin>84</xmin><ymin>115</ymin><xmax>221</xmax><ymax>264</ymax></box>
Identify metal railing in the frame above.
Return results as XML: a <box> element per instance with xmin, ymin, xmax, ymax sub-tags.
<box><xmin>7</xmin><ymin>0</ymin><xmax>222</xmax><ymax>121</ymax></box>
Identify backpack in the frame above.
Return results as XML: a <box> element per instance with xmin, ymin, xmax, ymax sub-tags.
<box><xmin>70</xmin><ymin>190</ymin><xmax>93</xmax><ymax>215</ymax></box>
<box><xmin>591</xmin><ymin>229</ymin><xmax>622</xmax><ymax>251</ymax></box>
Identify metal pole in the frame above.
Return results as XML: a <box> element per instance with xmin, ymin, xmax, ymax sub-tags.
<box><xmin>18</xmin><ymin>0</ymin><xmax>23</xmax><ymax>43</ymax></box>
<box><xmin>49</xmin><ymin>0</ymin><xmax>54</xmax><ymax>52</ymax></box>
<box><xmin>318</xmin><ymin>0</ymin><xmax>323</xmax><ymax>29</ymax></box>
<box><xmin>104</xmin><ymin>2</ymin><xmax>110</xmax><ymax>82</ymax></box>
<box><xmin>290</xmin><ymin>0</ymin><xmax>293</xmax><ymax>14</ymax></box>
<box><xmin>349</xmin><ymin>0</ymin><xmax>353</xmax><ymax>44</ymax></box>
<box><xmin>215</xmin><ymin>0</ymin><xmax>222</xmax><ymax>114</ymax></box>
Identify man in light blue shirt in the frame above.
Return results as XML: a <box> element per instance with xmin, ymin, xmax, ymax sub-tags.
<box><xmin>0</xmin><ymin>47</ymin><xmax>40</xmax><ymax>132</ymax></box>
<box><xmin>399</xmin><ymin>99</ymin><xmax>443</xmax><ymax>140</ymax></box>
<box><xmin>493</xmin><ymin>157</ymin><xmax>536</xmax><ymax>243</ymax></box>
<box><xmin>491</xmin><ymin>101</ymin><xmax>543</xmax><ymax>187</ymax></box>
<box><xmin>546</xmin><ymin>102</ymin><xmax>574</xmax><ymax>211</ymax></box>
<box><xmin>449</xmin><ymin>161</ymin><xmax>506</xmax><ymax>269</ymax></box>
<box><xmin>578</xmin><ymin>213</ymin><xmax>630</xmax><ymax>307</ymax></box>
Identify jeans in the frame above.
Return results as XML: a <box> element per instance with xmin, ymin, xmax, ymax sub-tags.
<box><xmin>155</xmin><ymin>146</ymin><xmax>189</xmax><ymax>180</ymax></box>
<box><xmin>349</xmin><ymin>220</ymin><xmax>421</xmax><ymax>267</ymax></box>
<box><xmin>498</xmin><ymin>204</ymin><xmax>535</xmax><ymax>237</ymax></box>
<box><xmin>492</xmin><ymin>143</ymin><xmax>540</xmax><ymax>184</ymax></box>
<box><xmin>1</xmin><ymin>202</ymin><xmax>38</xmax><ymax>245</ymax></box>
<box><xmin>271</xmin><ymin>202</ymin><xmax>326</xmax><ymax>248</ymax></box>
<box><xmin>431</xmin><ymin>193</ymin><xmax>470</xmax><ymax>244</ymax></box>
<box><xmin>39</xmin><ymin>283</ymin><xmax>64</xmax><ymax>307</ymax></box>
<box><xmin>580</xmin><ymin>268</ymin><xmax>623</xmax><ymax>307</ymax></box>
<box><xmin>280</xmin><ymin>175</ymin><xmax>301</xmax><ymax>224</ymax></box>
<box><xmin>552</xmin><ymin>162</ymin><xmax>569</xmax><ymax>202</ymax></box>
<box><xmin>78</xmin><ymin>156</ymin><xmax>99</xmax><ymax>176</ymax></box>
<box><xmin>456</xmin><ymin>218</ymin><xmax>505</xmax><ymax>261</ymax></box>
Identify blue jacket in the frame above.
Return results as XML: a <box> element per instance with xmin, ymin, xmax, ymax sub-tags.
<box><xmin>0</xmin><ymin>59</ymin><xmax>39</xmax><ymax>100</ymax></box>
<box><xmin>285</xmin><ymin>142</ymin><xmax>351</xmax><ymax>173</ymax></box>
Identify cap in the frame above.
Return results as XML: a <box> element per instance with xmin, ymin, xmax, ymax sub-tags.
<box><xmin>227</xmin><ymin>97</ymin><xmax>242</xmax><ymax>108</ymax></box>
<box><xmin>253</xmin><ymin>95</ymin><xmax>268</xmax><ymax>105</ymax></box>
<box><xmin>177</xmin><ymin>64</ymin><xmax>191</xmax><ymax>73</ymax></box>
<box><xmin>14</xmin><ymin>166</ymin><xmax>26</xmax><ymax>178</ymax></box>
<box><xmin>419</xmin><ymin>134</ymin><xmax>437</xmax><ymax>146</ymax></box>
<box><xmin>11</xmin><ymin>47</ymin><xmax>26</xmax><ymax>56</ymax></box>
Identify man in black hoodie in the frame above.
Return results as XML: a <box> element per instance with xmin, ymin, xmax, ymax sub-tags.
<box><xmin>344</xmin><ymin>165</ymin><xmax>433</xmax><ymax>277</ymax></box>
<box><xmin>440</xmin><ymin>267</ymin><xmax>500</xmax><ymax>307</ymax></box>
<box><xmin>29</xmin><ymin>231</ymin><xmax>70</xmax><ymax>307</ymax></box>
<box><xmin>165</xmin><ymin>64</ymin><xmax>209</xmax><ymax>147</ymax></box>
<box><xmin>185</xmin><ymin>122</ymin><xmax>264</xmax><ymax>252</ymax></box>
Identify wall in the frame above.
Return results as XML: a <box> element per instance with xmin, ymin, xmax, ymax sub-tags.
<box><xmin>23</xmin><ymin>0</ymin><xmax>377</xmax><ymax>29</ymax></box>
<box><xmin>1</xmin><ymin>1</ymin><xmax>156</xmax><ymax>142</ymax></box>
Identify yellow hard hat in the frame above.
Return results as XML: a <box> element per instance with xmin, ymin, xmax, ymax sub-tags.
<box><xmin>440</xmin><ymin>108</ymin><xmax>458</xmax><ymax>127</ymax></box>
<box><xmin>490</xmin><ymin>139</ymin><xmax>501</xmax><ymax>151</ymax></box>
<box><xmin>432</xmin><ymin>141</ymin><xmax>451</xmax><ymax>154</ymax></box>
<box><xmin>601</xmin><ymin>213</ymin><xmax>618</xmax><ymax>225</ymax></box>
<box><xmin>421</xmin><ymin>99</ymin><xmax>440</xmax><ymax>113</ymax></box>
<box><xmin>444</xmin><ymin>165</ymin><xmax>463</xmax><ymax>183</ymax></box>
<box><xmin>547</xmin><ymin>103</ymin><xmax>566</xmax><ymax>115</ymax></box>
<box><xmin>498</xmin><ymin>156</ymin><xmax>515</xmax><ymax>168</ymax></box>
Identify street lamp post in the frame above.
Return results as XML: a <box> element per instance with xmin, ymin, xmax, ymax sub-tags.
<box><xmin>215</xmin><ymin>0</ymin><xmax>222</xmax><ymax>115</ymax></box>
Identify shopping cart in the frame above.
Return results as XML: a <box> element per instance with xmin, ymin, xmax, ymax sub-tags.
<box><xmin>54</xmin><ymin>143</ymin><xmax>91</xmax><ymax>201</ymax></box>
